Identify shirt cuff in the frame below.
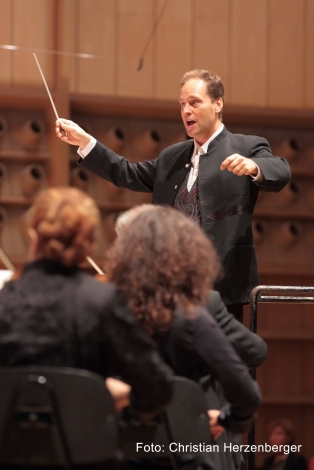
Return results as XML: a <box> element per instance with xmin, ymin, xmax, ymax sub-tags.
<box><xmin>251</xmin><ymin>164</ymin><xmax>264</xmax><ymax>183</ymax></box>
<box><xmin>77</xmin><ymin>137</ymin><xmax>97</xmax><ymax>159</ymax></box>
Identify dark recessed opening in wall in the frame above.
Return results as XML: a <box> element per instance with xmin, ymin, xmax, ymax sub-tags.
<box><xmin>78</xmin><ymin>169</ymin><xmax>89</xmax><ymax>181</ymax></box>
<box><xmin>289</xmin><ymin>138</ymin><xmax>299</xmax><ymax>151</ymax></box>
<box><xmin>115</xmin><ymin>128</ymin><xmax>125</xmax><ymax>140</ymax></box>
<box><xmin>30</xmin><ymin>121</ymin><xmax>42</xmax><ymax>134</ymax></box>
<box><xmin>0</xmin><ymin>211</ymin><xmax>4</xmax><ymax>223</ymax></box>
<box><xmin>289</xmin><ymin>181</ymin><xmax>299</xmax><ymax>193</ymax></box>
<box><xmin>255</xmin><ymin>222</ymin><xmax>265</xmax><ymax>234</ymax></box>
<box><xmin>0</xmin><ymin>168</ymin><xmax>4</xmax><ymax>178</ymax></box>
<box><xmin>151</xmin><ymin>130</ymin><xmax>161</xmax><ymax>142</ymax></box>
<box><xmin>0</xmin><ymin>121</ymin><xmax>4</xmax><ymax>132</ymax></box>
<box><xmin>289</xmin><ymin>223</ymin><xmax>299</xmax><ymax>235</ymax></box>
<box><xmin>30</xmin><ymin>167</ymin><xmax>42</xmax><ymax>179</ymax></box>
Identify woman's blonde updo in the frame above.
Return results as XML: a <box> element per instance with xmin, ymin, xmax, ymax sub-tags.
<box><xmin>28</xmin><ymin>187</ymin><xmax>100</xmax><ymax>267</ymax></box>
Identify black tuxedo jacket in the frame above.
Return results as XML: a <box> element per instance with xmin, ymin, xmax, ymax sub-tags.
<box><xmin>80</xmin><ymin>126</ymin><xmax>291</xmax><ymax>305</ymax></box>
<box><xmin>152</xmin><ymin>303</ymin><xmax>261</xmax><ymax>434</ymax></box>
<box><xmin>206</xmin><ymin>290</ymin><xmax>267</xmax><ymax>367</ymax></box>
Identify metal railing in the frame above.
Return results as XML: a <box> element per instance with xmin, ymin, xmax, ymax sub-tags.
<box><xmin>247</xmin><ymin>285</ymin><xmax>314</xmax><ymax>470</ymax></box>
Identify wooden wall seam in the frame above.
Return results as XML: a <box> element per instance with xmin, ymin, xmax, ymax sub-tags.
<box><xmin>152</xmin><ymin>0</ymin><xmax>157</xmax><ymax>98</ymax></box>
<box><xmin>10</xmin><ymin>0</ymin><xmax>14</xmax><ymax>85</ymax></box>
<box><xmin>302</xmin><ymin>0</ymin><xmax>307</xmax><ymax>108</ymax></box>
<box><xmin>265</xmin><ymin>0</ymin><xmax>270</xmax><ymax>106</ymax></box>
<box><xmin>228</xmin><ymin>0</ymin><xmax>233</xmax><ymax>103</ymax></box>
<box><xmin>190</xmin><ymin>0</ymin><xmax>194</xmax><ymax>70</ymax></box>
<box><xmin>114</xmin><ymin>0</ymin><xmax>119</xmax><ymax>96</ymax></box>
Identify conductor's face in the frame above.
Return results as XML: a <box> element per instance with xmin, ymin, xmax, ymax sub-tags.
<box><xmin>179</xmin><ymin>79</ymin><xmax>223</xmax><ymax>146</ymax></box>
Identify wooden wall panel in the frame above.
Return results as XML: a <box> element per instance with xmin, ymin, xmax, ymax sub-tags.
<box><xmin>0</xmin><ymin>0</ymin><xmax>313</xmax><ymax>111</ymax></box>
<box><xmin>261</xmin><ymin>342</ymin><xmax>302</xmax><ymax>397</ymax></box>
<box><xmin>260</xmin><ymin>303</ymin><xmax>303</xmax><ymax>334</ymax></box>
<box><xmin>155</xmin><ymin>0</ymin><xmax>192</xmax><ymax>99</ymax></box>
<box><xmin>305</xmin><ymin>0</ymin><xmax>314</xmax><ymax>108</ymax></box>
<box><xmin>58</xmin><ymin>0</ymin><xmax>77</xmax><ymax>92</ymax></box>
<box><xmin>302</xmin><ymin>407</ymin><xmax>314</xmax><ymax>463</ymax></box>
<box><xmin>231</xmin><ymin>0</ymin><xmax>267</xmax><ymax>106</ymax></box>
<box><xmin>302</xmin><ymin>342</ymin><xmax>314</xmax><ymax>394</ymax></box>
<box><xmin>192</xmin><ymin>0</ymin><xmax>229</xmax><ymax>95</ymax></box>
<box><xmin>13</xmin><ymin>0</ymin><xmax>54</xmax><ymax>86</ymax></box>
<box><xmin>76</xmin><ymin>0</ymin><xmax>115</xmax><ymax>95</ymax></box>
<box><xmin>0</xmin><ymin>1</ymin><xmax>12</xmax><ymax>84</ymax></box>
<box><xmin>268</xmin><ymin>0</ymin><xmax>305</xmax><ymax>107</ymax></box>
<box><xmin>117</xmin><ymin>0</ymin><xmax>154</xmax><ymax>98</ymax></box>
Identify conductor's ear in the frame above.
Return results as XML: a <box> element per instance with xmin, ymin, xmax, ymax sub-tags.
<box><xmin>215</xmin><ymin>98</ymin><xmax>223</xmax><ymax>114</ymax></box>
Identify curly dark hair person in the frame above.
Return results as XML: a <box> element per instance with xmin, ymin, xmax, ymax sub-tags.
<box><xmin>106</xmin><ymin>205</ymin><xmax>221</xmax><ymax>334</ymax></box>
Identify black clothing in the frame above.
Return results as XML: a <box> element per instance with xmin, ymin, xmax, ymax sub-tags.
<box><xmin>152</xmin><ymin>305</ymin><xmax>261</xmax><ymax>434</ymax></box>
<box><xmin>123</xmin><ymin>303</ymin><xmax>262</xmax><ymax>470</ymax></box>
<box><xmin>0</xmin><ymin>259</ymin><xmax>173</xmax><ymax>414</ymax></box>
<box><xmin>262</xmin><ymin>454</ymin><xmax>307</xmax><ymax>470</ymax></box>
<box><xmin>79</xmin><ymin>127</ymin><xmax>290</xmax><ymax>305</ymax></box>
<box><xmin>206</xmin><ymin>291</ymin><xmax>267</xmax><ymax>368</ymax></box>
<box><xmin>224</xmin><ymin>303</ymin><xmax>243</xmax><ymax>323</ymax></box>
<box><xmin>206</xmin><ymin>291</ymin><xmax>267</xmax><ymax>470</ymax></box>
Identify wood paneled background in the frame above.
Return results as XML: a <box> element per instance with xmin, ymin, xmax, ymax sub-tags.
<box><xmin>0</xmin><ymin>0</ymin><xmax>313</xmax><ymax>108</ymax></box>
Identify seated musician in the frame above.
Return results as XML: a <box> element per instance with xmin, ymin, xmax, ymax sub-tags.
<box><xmin>106</xmin><ymin>205</ymin><xmax>262</xmax><ymax>470</ymax></box>
<box><xmin>115</xmin><ymin>204</ymin><xmax>267</xmax><ymax>470</ymax></box>
<box><xmin>0</xmin><ymin>187</ymin><xmax>173</xmax><ymax>418</ymax></box>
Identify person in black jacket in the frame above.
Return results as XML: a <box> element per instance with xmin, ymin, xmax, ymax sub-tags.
<box><xmin>115</xmin><ymin>203</ymin><xmax>267</xmax><ymax>470</ymax></box>
<box><xmin>115</xmin><ymin>204</ymin><xmax>267</xmax><ymax>369</ymax></box>
<box><xmin>56</xmin><ymin>69</ymin><xmax>290</xmax><ymax>322</ymax></box>
<box><xmin>105</xmin><ymin>205</ymin><xmax>262</xmax><ymax>470</ymax></box>
<box><xmin>0</xmin><ymin>187</ymin><xmax>173</xmax><ymax>418</ymax></box>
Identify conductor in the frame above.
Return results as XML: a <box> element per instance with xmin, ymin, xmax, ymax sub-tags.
<box><xmin>56</xmin><ymin>69</ymin><xmax>291</xmax><ymax>321</ymax></box>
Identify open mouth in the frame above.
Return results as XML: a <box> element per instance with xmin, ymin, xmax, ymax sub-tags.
<box><xmin>186</xmin><ymin>120</ymin><xmax>196</xmax><ymax>128</ymax></box>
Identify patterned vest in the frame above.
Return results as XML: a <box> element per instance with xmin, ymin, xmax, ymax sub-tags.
<box><xmin>173</xmin><ymin>172</ymin><xmax>201</xmax><ymax>225</ymax></box>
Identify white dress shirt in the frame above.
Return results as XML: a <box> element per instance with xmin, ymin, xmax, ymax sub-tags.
<box><xmin>187</xmin><ymin>124</ymin><xmax>224</xmax><ymax>191</ymax></box>
<box><xmin>187</xmin><ymin>124</ymin><xmax>262</xmax><ymax>191</ymax></box>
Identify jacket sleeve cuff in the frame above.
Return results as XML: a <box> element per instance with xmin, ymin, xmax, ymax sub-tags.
<box><xmin>77</xmin><ymin>137</ymin><xmax>97</xmax><ymax>159</ymax></box>
<box><xmin>251</xmin><ymin>164</ymin><xmax>264</xmax><ymax>183</ymax></box>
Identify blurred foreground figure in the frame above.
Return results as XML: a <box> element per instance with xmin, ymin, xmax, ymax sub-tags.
<box><xmin>116</xmin><ymin>204</ymin><xmax>268</xmax><ymax>470</ymax></box>
<box><xmin>0</xmin><ymin>188</ymin><xmax>173</xmax><ymax>434</ymax></box>
<box><xmin>106</xmin><ymin>205</ymin><xmax>262</xmax><ymax>470</ymax></box>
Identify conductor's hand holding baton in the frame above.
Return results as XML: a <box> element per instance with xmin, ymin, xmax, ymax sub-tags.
<box><xmin>56</xmin><ymin>119</ymin><xmax>92</xmax><ymax>149</ymax></box>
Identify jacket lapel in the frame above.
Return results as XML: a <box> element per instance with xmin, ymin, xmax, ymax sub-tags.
<box><xmin>153</xmin><ymin>140</ymin><xmax>194</xmax><ymax>205</ymax></box>
<box><xmin>206</xmin><ymin>126</ymin><xmax>229</xmax><ymax>154</ymax></box>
